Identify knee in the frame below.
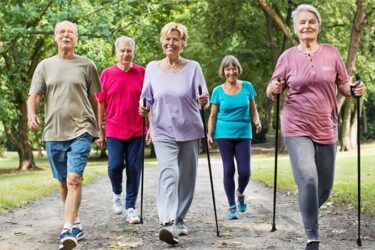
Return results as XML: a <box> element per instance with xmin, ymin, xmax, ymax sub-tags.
<box><xmin>108</xmin><ymin>161</ymin><xmax>123</xmax><ymax>172</ymax></box>
<box><xmin>67</xmin><ymin>173</ymin><xmax>82</xmax><ymax>188</ymax></box>
<box><xmin>302</xmin><ymin>177</ymin><xmax>317</xmax><ymax>194</ymax></box>
<box><xmin>60</xmin><ymin>180</ymin><xmax>68</xmax><ymax>192</ymax></box>
<box><xmin>238</xmin><ymin>168</ymin><xmax>250</xmax><ymax>180</ymax></box>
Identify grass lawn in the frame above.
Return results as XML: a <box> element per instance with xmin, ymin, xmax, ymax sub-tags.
<box><xmin>0</xmin><ymin>150</ymin><xmax>156</xmax><ymax>214</ymax></box>
<box><xmin>252</xmin><ymin>142</ymin><xmax>375</xmax><ymax>215</ymax></box>
<box><xmin>0</xmin><ymin>143</ymin><xmax>374</xmax><ymax>215</ymax></box>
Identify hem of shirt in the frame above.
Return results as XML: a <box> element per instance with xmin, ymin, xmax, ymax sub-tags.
<box><xmin>43</xmin><ymin>130</ymin><xmax>98</xmax><ymax>142</ymax></box>
<box><xmin>282</xmin><ymin>133</ymin><xmax>337</xmax><ymax>145</ymax></box>
<box><xmin>105</xmin><ymin>134</ymin><xmax>143</xmax><ymax>140</ymax></box>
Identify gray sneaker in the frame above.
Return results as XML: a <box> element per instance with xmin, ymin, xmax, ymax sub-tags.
<box><xmin>112</xmin><ymin>197</ymin><xmax>122</xmax><ymax>215</ymax></box>
<box><xmin>176</xmin><ymin>222</ymin><xmax>188</xmax><ymax>236</ymax></box>
<box><xmin>159</xmin><ymin>223</ymin><xmax>179</xmax><ymax>244</ymax></box>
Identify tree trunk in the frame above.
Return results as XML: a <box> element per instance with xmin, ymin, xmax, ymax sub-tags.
<box><xmin>3</xmin><ymin>92</ymin><xmax>40</xmax><ymax>171</ymax></box>
<box><xmin>338</xmin><ymin>0</ymin><xmax>366</xmax><ymax>150</ymax></box>
<box><xmin>340</xmin><ymin>99</ymin><xmax>354</xmax><ymax>151</ymax></box>
<box><xmin>264</xmin><ymin>12</ymin><xmax>278</xmax><ymax>132</ymax></box>
<box><xmin>255</xmin><ymin>0</ymin><xmax>296</xmax><ymax>46</ymax></box>
<box><xmin>99</xmin><ymin>149</ymin><xmax>107</xmax><ymax>159</ymax></box>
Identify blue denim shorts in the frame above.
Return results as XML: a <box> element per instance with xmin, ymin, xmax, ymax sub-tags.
<box><xmin>46</xmin><ymin>133</ymin><xmax>92</xmax><ymax>181</ymax></box>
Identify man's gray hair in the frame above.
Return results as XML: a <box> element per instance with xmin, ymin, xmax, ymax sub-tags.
<box><xmin>292</xmin><ymin>4</ymin><xmax>321</xmax><ymax>27</ymax></box>
<box><xmin>54</xmin><ymin>20</ymin><xmax>78</xmax><ymax>36</ymax></box>
<box><xmin>115</xmin><ymin>36</ymin><xmax>135</xmax><ymax>49</ymax></box>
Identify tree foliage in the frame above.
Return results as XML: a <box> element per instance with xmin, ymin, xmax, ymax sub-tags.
<box><xmin>1</xmin><ymin>0</ymin><xmax>374</xmax><ymax>169</ymax></box>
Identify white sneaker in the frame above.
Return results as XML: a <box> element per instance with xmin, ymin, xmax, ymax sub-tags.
<box><xmin>112</xmin><ymin>197</ymin><xmax>123</xmax><ymax>214</ymax></box>
<box><xmin>126</xmin><ymin>208</ymin><xmax>140</xmax><ymax>224</ymax></box>
<box><xmin>176</xmin><ymin>222</ymin><xmax>188</xmax><ymax>236</ymax></box>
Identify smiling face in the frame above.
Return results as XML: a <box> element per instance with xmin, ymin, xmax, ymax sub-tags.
<box><xmin>54</xmin><ymin>21</ymin><xmax>78</xmax><ymax>51</ymax></box>
<box><xmin>161</xmin><ymin>30</ymin><xmax>183</xmax><ymax>57</ymax></box>
<box><xmin>116</xmin><ymin>41</ymin><xmax>134</xmax><ymax>66</ymax></box>
<box><xmin>294</xmin><ymin>11</ymin><xmax>320</xmax><ymax>43</ymax></box>
<box><xmin>224</xmin><ymin>63</ymin><xmax>239</xmax><ymax>84</ymax></box>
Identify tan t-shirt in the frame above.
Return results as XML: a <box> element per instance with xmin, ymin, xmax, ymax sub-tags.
<box><xmin>29</xmin><ymin>55</ymin><xmax>101</xmax><ymax>141</ymax></box>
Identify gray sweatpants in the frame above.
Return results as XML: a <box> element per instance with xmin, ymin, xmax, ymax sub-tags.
<box><xmin>284</xmin><ymin>136</ymin><xmax>336</xmax><ymax>241</ymax></box>
<box><xmin>153</xmin><ymin>139</ymin><xmax>199</xmax><ymax>225</ymax></box>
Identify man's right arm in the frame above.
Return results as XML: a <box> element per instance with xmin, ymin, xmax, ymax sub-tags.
<box><xmin>27</xmin><ymin>94</ymin><xmax>41</xmax><ymax>131</ymax></box>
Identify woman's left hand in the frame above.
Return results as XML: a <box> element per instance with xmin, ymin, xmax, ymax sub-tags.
<box><xmin>255</xmin><ymin>121</ymin><xmax>262</xmax><ymax>134</ymax></box>
<box><xmin>198</xmin><ymin>94</ymin><xmax>208</xmax><ymax>107</ymax></box>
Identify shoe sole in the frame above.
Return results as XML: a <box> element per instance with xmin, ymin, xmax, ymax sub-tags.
<box><xmin>159</xmin><ymin>228</ymin><xmax>179</xmax><ymax>244</ymax></box>
<box><xmin>237</xmin><ymin>205</ymin><xmax>247</xmax><ymax>213</ymax></box>
<box><xmin>59</xmin><ymin>237</ymin><xmax>77</xmax><ymax>250</ymax></box>
<box><xmin>113</xmin><ymin>210</ymin><xmax>123</xmax><ymax>215</ymax></box>
<box><xmin>128</xmin><ymin>219</ymin><xmax>141</xmax><ymax>224</ymax></box>
<box><xmin>178</xmin><ymin>231</ymin><xmax>188</xmax><ymax>236</ymax></box>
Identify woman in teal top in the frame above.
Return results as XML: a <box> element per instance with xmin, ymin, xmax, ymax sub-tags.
<box><xmin>208</xmin><ymin>55</ymin><xmax>262</xmax><ymax>219</ymax></box>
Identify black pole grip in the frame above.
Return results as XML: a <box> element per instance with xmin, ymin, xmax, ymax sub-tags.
<box><xmin>143</xmin><ymin>97</ymin><xmax>146</xmax><ymax>107</ymax></box>
<box><xmin>198</xmin><ymin>85</ymin><xmax>202</xmax><ymax>95</ymax></box>
<box><xmin>351</xmin><ymin>74</ymin><xmax>361</xmax><ymax>97</ymax></box>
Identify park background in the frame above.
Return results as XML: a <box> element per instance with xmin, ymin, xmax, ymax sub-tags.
<box><xmin>0</xmin><ymin>0</ymin><xmax>374</xmax><ymax>219</ymax></box>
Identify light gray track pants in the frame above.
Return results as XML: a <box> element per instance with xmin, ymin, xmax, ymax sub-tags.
<box><xmin>284</xmin><ymin>136</ymin><xmax>336</xmax><ymax>241</ymax></box>
<box><xmin>153</xmin><ymin>139</ymin><xmax>199</xmax><ymax>225</ymax></box>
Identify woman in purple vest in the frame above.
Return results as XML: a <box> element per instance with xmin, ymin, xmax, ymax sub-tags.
<box><xmin>139</xmin><ymin>22</ymin><xmax>209</xmax><ymax>245</ymax></box>
<box><xmin>266</xmin><ymin>4</ymin><xmax>365</xmax><ymax>250</ymax></box>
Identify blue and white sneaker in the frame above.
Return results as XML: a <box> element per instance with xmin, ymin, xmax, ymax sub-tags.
<box><xmin>227</xmin><ymin>205</ymin><xmax>239</xmax><ymax>220</ymax></box>
<box><xmin>59</xmin><ymin>229</ymin><xmax>77</xmax><ymax>250</ymax></box>
<box><xmin>72</xmin><ymin>223</ymin><xmax>85</xmax><ymax>241</ymax></box>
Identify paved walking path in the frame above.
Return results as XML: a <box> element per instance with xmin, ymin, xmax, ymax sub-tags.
<box><xmin>0</xmin><ymin>155</ymin><xmax>374</xmax><ymax>249</ymax></box>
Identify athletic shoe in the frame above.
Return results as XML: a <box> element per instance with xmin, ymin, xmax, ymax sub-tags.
<box><xmin>72</xmin><ymin>223</ymin><xmax>85</xmax><ymax>241</ymax></box>
<box><xmin>113</xmin><ymin>197</ymin><xmax>122</xmax><ymax>214</ymax></box>
<box><xmin>227</xmin><ymin>205</ymin><xmax>239</xmax><ymax>220</ymax></box>
<box><xmin>159</xmin><ymin>223</ymin><xmax>179</xmax><ymax>244</ymax></box>
<box><xmin>305</xmin><ymin>241</ymin><xmax>320</xmax><ymax>250</ymax></box>
<box><xmin>126</xmin><ymin>208</ymin><xmax>141</xmax><ymax>224</ymax></box>
<box><xmin>237</xmin><ymin>194</ymin><xmax>248</xmax><ymax>212</ymax></box>
<box><xmin>59</xmin><ymin>230</ymin><xmax>77</xmax><ymax>250</ymax></box>
<box><xmin>176</xmin><ymin>221</ymin><xmax>188</xmax><ymax>236</ymax></box>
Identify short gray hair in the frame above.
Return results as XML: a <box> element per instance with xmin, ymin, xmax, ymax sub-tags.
<box><xmin>115</xmin><ymin>36</ymin><xmax>135</xmax><ymax>50</ymax></box>
<box><xmin>54</xmin><ymin>20</ymin><xmax>78</xmax><ymax>36</ymax></box>
<box><xmin>218</xmin><ymin>55</ymin><xmax>242</xmax><ymax>78</ymax></box>
<box><xmin>292</xmin><ymin>4</ymin><xmax>321</xmax><ymax>27</ymax></box>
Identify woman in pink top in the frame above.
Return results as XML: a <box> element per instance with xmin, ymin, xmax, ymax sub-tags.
<box><xmin>266</xmin><ymin>4</ymin><xmax>365</xmax><ymax>250</ymax></box>
<box><xmin>96</xmin><ymin>36</ymin><xmax>145</xmax><ymax>225</ymax></box>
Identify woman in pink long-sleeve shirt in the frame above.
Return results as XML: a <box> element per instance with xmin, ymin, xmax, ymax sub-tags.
<box><xmin>266</xmin><ymin>4</ymin><xmax>365</xmax><ymax>250</ymax></box>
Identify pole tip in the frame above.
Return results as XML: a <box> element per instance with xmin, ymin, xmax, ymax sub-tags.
<box><xmin>271</xmin><ymin>226</ymin><xmax>277</xmax><ymax>232</ymax></box>
<box><xmin>356</xmin><ymin>238</ymin><xmax>362</xmax><ymax>247</ymax></box>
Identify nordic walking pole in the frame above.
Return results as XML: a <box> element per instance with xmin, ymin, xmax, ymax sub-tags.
<box><xmin>198</xmin><ymin>85</ymin><xmax>220</xmax><ymax>237</ymax></box>
<box><xmin>352</xmin><ymin>74</ymin><xmax>362</xmax><ymax>247</ymax></box>
<box><xmin>271</xmin><ymin>79</ymin><xmax>281</xmax><ymax>232</ymax></box>
<box><xmin>140</xmin><ymin>97</ymin><xmax>146</xmax><ymax>224</ymax></box>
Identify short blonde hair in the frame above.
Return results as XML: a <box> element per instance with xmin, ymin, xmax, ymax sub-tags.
<box><xmin>292</xmin><ymin>4</ymin><xmax>322</xmax><ymax>27</ymax></box>
<box><xmin>218</xmin><ymin>55</ymin><xmax>242</xmax><ymax>78</ymax></box>
<box><xmin>160</xmin><ymin>22</ymin><xmax>188</xmax><ymax>48</ymax></box>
